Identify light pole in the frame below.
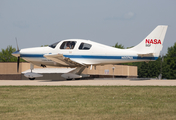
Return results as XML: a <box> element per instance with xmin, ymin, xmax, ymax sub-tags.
<box><xmin>159</xmin><ymin>55</ymin><xmax>164</xmax><ymax>80</ymax></box>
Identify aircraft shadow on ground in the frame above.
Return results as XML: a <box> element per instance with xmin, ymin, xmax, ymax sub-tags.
<box><xmin>38</xmin><ymin>79</ymin><xmax>93</xmax><ymax>82</ymax></box>
<box><xmin>37</xmin><ymin>78</ymin><xmax>152</xmax><ymax>82</ymax></box>
<box><xmin>129</xmin><ymin>78</ymin><xmax>152</xmax><ymax>81</ymax></box>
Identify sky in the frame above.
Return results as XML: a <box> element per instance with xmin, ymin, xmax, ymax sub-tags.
<box><xmin>0</xmin><ymin>0</ymin><xmax>175</xmax><ymax>55</ymax></box>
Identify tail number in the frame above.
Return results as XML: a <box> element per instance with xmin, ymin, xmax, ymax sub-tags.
<box><xmin>145</xmin><ymin>39</ymin><xmax>161</xmax><ymax>47</ymax></box>
<box><xmin>121</xmin><ymin>56</ymin><xmax>133</xmax><ymax>60</ymax></box>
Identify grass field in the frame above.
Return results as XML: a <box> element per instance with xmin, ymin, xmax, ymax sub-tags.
<box><xmin>0</xmin><ymin>86</ymin><xmax>176</xmax><ymax>120</ymax></box>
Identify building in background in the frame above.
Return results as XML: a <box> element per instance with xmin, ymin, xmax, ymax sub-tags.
<box><xmin>0</xmin><ymin>63</ymin><xmax>137</xmax><ymax>80</ymax></box>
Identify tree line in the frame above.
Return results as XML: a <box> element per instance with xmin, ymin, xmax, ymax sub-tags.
<box><xmin>0</xmin><ymin>46</ymin><xmax>25</xmax><ymax>62</ymax></box>
<box><xmin>114</xmin><ymin>42</ymin><xmax>176</xmax><ymax>79</ymax></box>
<box><xmin>0</xmin><ymin>43</ymin><xmax>176</xmax><ymax>79</ymax></box>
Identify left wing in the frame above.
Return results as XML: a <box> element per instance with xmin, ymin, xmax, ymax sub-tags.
<box><xmin>44</xmin><ymin>53</ymin><xmax>87</xmax><ymax>79</ymax></box>
<box><xmin>44</xmin><ymin>53</ymin><xmax>84</xmax><ymax>67</ymax></box>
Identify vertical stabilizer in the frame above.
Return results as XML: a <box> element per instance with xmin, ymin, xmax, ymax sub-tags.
<box><xmin>130</xmin><ymin>25</ymin><xmax>168</xmax><ymax>57</ymax></box>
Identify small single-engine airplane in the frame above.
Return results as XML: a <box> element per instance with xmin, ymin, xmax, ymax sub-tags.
<box><xmin>12</xmin><ymin>25</ymin><xmax>168</xmax><ymax>80</ymax></box>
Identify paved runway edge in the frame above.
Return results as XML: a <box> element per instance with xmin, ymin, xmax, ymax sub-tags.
<box><xmin>0</xmin><ymin>80</ymin><xmax>176</xmax><ymax>86</ymax></box>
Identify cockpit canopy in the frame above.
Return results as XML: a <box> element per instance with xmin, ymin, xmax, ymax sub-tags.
<box><xmin>49</xmin><ymin>40</ymin><xmax>92</xmax><ymax>50</ymax></box>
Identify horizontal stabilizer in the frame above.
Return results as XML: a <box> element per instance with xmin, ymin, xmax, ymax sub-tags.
<box><xmin>138</xmin><ymin>53</ymin><xmax>154</xmax><ymax>57</ymax></box>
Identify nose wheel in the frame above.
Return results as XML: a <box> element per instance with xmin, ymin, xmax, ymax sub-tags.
<box><xmin>29</xmin><ymin>63</ymin><xmax>35</xmax><ymax>80</ymax></box>
<box><xmin>29</xmin><ymin>78</ymin><xmax>35</xmax><ymax>80</ymax></box>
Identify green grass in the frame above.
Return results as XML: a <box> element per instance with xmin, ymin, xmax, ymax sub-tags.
<box><xmin>0</xmin><ymin>86</ymin><xmax>176</xmax><ymax>120</ymax></box>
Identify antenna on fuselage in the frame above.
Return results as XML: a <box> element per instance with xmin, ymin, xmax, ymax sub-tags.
<box><xmin>15</xmin><ymin>37</ymin><xmax>19</xmax><ymax>51</ymax></box>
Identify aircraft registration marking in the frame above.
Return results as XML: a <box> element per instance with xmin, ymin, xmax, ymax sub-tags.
<box><xmin>121</xmin><ymin>56</ymin><xmax>133</xmax><ymax>60</ymax></box>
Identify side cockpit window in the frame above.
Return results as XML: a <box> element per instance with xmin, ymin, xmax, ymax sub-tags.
<box><xmin>79</xmin><ymin>43</ymin><xmax>92</xmax><ymax>50</ymax></box>
<box><xmin>49</xmin><ymin>41</ymin><xmax>60</xmax><ymax>48</ymax></box>
<box><xmin>60</xmin><ymin>41</ymin><xmax>76</xmax><ymax>49</ymax></box>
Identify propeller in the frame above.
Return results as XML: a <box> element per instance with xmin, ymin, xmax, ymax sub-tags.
<box><xmin>17</xmin><ymin>56</ymin><xmax>20</xmax><ymax>72</ymax></box>
<box><xmin>15</xmin><ymin>37</ymin><xmax>20</xmax><ymax>72</ymax></box>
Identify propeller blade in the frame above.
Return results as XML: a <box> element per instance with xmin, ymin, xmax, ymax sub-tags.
<box><xmin>15</xmin><ymin>37</ymin><xmax>20</xmax><ymax>72</ymax></box>
<box><xmin>17</xmin><ymin>56</ymin><xmax>20</xmax><ymax>72</ymax></box>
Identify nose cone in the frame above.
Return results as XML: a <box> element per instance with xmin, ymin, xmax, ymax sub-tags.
<box><xmin>12</xmin><ymin>50</ymin><xmax>20</xmax><ymax>57</ymax></box>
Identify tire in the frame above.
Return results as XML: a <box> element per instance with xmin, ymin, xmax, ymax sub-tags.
<box><xmin>29</xmin><ymin>78</ymin><xmax>35</xmax><ymax>80</ymax></box>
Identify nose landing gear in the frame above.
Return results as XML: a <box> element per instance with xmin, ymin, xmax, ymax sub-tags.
<box><xmin>24</xmin><ymin>63</ymin><xmax>43</xmax><ymax>80</ymax></box>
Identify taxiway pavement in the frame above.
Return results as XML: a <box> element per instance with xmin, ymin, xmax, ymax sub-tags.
<box><xmin>0</xmin><ymin>79</ymin><xmax>176</xmax><ymax>86</ymax></box>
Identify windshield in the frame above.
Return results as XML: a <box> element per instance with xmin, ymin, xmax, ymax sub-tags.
<box><xmin>49</xmin><ymin>41</ymin><xmax>60</xmax><ymax>48</ymax></box>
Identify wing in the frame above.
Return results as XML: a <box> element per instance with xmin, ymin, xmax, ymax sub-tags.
<box><xmin>44</xmin><ymin>53</ymin><xmax>84</xmax><ymax>67</ymax></box>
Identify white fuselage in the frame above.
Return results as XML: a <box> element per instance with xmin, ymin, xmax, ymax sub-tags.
<box><xmin>18</xmin><ymin>39</ymin><xmax>157</xmax><ymax>67</ymax></box>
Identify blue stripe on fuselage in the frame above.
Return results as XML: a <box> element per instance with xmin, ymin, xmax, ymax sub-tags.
<box><xmin>20</xmin><ymin>54</ymin><xmax>44</xmax><ymax>58</ymax></box>
<box><xmin>20</xmin><ymin>54</ymin><xmax>158</xmax><ymax>60</ymax></box>
<box><xmin>64</xmin><ymin>55</ymin><xmax>158</xmax><ymax>60</ymax></box>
